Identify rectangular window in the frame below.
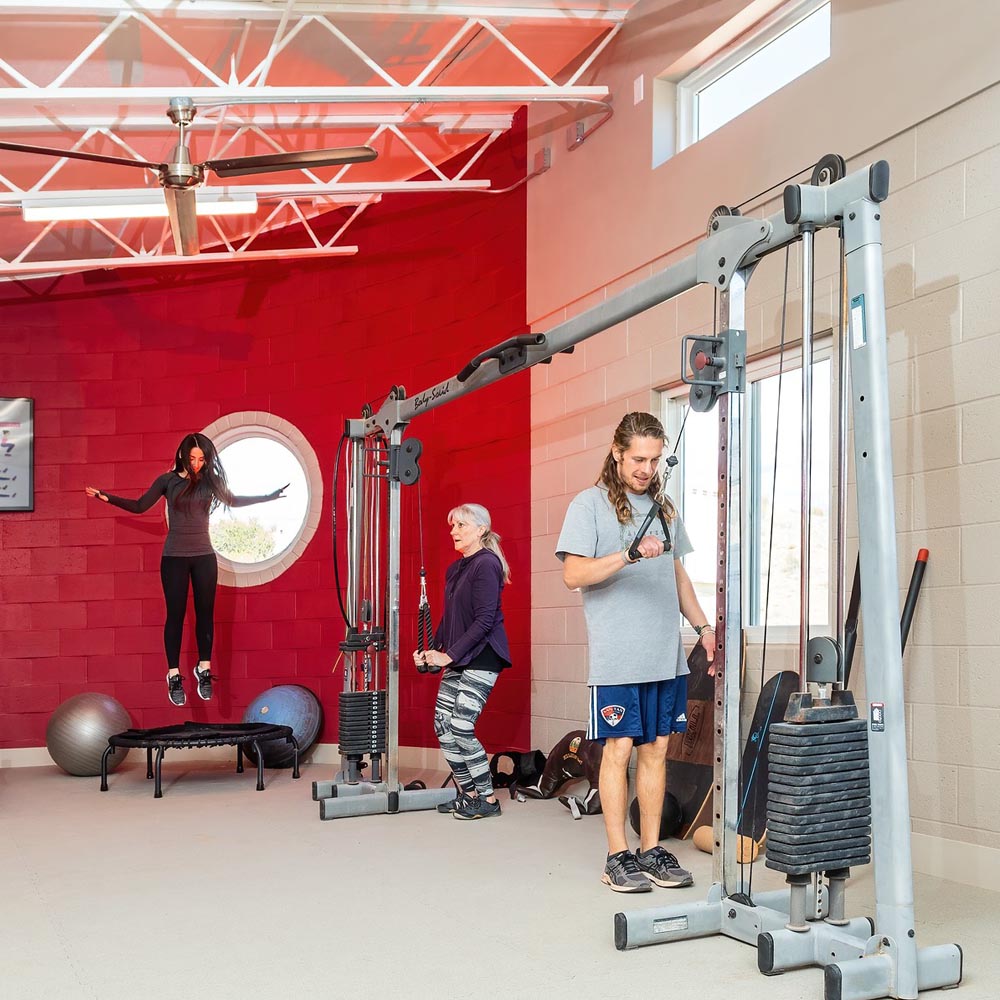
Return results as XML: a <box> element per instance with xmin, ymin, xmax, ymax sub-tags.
<box><xmin>677</xmin><ymin>1</ymin><xmax>831</xmax><ymax>148</ymax></box>
<box><xmin>663</xmin><ymin>346</ymin><xmax>832</xmax><ymax>633</ymax></box>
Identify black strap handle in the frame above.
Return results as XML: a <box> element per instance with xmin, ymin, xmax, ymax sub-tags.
<box><xmin>456</xmin><ymin>334</ymin><xmax>545</xmax><ymax>383</ymax></box>
<box><xmin>627</xmin><ymin>501</ymin><xmax>672</xmax><ymax>561</ymax></box>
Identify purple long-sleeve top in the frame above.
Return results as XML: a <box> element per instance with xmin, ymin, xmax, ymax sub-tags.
<box><xmin>102</xmin><ymin>472</ymin><xmax>278</xmax><ymax>557</ymax></box>
<box><xmin>434</xmin><ymin>548</ymin><xmax>511</xmax><ymax>668</ymax></box>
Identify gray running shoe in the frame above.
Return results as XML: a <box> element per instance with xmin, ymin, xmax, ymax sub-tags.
<box><xmin>601</xmin><ymin>850</ymin><xmax>653</xmax><ymax>893</ymax></box>
<box><xmin>166</xmin><ymin>672</ymin><xmax>186</xmax><ymax>707</ymax></box>
<box><xmin>193</xmin><ymin>665</ymin><xmax>214</xmax><ymax>701</ymax></box>
<box><xmin>454</xmin><ymin>795</ymin><xmax>501</xmax><ymax>820</ymax></box>
<box><xmin>635</xmin><ymin>846</ymin><xmax>694</xmax><ymax>888</ymax></box>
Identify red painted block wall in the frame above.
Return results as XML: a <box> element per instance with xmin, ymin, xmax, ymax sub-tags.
<box><xmin>0</xmin><ymin>116</ymin><xmax>530</xmax><ymax>754</ymax></box>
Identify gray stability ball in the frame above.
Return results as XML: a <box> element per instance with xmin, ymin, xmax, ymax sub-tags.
<box><xmin>46</xmin><ymin>692</ymin><xmax>132</xmax><ymax>777</ymax></box>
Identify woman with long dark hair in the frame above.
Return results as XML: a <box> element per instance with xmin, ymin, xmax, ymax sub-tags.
<box><xmin>86</xmin><ymin>432</ymin><xmax>286</xmax><ymax>707</ymax></box>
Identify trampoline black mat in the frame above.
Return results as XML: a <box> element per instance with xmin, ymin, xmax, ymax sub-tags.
<box><xmin>108</xmin><ymin>721</ymin><xmax>294</xmax><ymax>749</ymax></box>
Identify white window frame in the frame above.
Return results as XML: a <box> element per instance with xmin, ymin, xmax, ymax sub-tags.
<box><xmin>676</xmin><ymin>0</ymin><xmax>831</xmax><ymax>151</ymax></box>
<box><xmin>662</xmin><ymin>337</ymin><xmax>834</xmax><ymax>646</ymax></box>
<box><xmin>200</xmin><ymin>412</ymin><xmax>323</xmax><ymax>588</ymax></box>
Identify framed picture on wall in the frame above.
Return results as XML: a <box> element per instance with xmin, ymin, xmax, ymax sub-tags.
<box><xmin>0</xmin><ymin>397</ymin><xmax>33</xmax><ymax>512</ymax></box>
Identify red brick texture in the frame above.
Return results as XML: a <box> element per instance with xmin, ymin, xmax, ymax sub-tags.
<box><xmin>0</xmin><ymin>117</ymin><xmax>530</xmax><ymax>752</ymax></box>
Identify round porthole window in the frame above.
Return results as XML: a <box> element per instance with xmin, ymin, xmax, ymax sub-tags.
<box><xmin>199</xmin><ymin>414</ymin><xmax>322</xmax><ymax>587</ymax></box>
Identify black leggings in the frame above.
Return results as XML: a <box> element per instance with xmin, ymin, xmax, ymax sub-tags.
<box><xmin>160</xmin><ymin>554</ymin><xmax>218</xmax><ymax>669</ymax></box>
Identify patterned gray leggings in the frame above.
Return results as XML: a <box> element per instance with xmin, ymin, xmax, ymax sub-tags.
<box><xmin>434</xmin><ymin>667</ymin><xmax>498</xmax><ymax>798</ymax></box>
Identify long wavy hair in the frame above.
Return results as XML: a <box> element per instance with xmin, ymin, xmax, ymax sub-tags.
<box><xmin>173</xmin><ymin>432</ymin><xmax>233</xmax><ymax>511</ymax></box>
<box><xmin>448</xmin><ymin>503</ymin><xmax>511</xmax><ymax>584</ymax></box>
<box><xmin>598</xmin><ymin>412</ymin><xmax>676</xmax><ymax>526</ymax></box>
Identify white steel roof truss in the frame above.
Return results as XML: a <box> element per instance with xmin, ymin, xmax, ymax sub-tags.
<box><xmin>0</xmin><ymin>0</ymin><xmax>623</xmax><ymax>274</ymax></box>
<box><xmin>451</xmin><ymin>129</ymin><xmax>504</xmax><ymax>180</ymax></box>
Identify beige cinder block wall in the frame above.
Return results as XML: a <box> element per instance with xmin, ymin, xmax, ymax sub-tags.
<box><xmin>526</xmin><ymin>0</ymin><xmax>1000</xmax><ymax>884</ymax></box>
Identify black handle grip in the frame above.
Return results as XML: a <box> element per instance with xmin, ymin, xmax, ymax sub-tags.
<box><xmin>627</xmin><ymin>501</ymin><xmax>662</xmax><ymax>561</ymax></box>
<box><xmin>456</xmin><ymin>334</ymin><xmax>545</xmax><ymax>383</ymax></box>
<box><xmin>899</xmin><ymin>549</ymin><xmax>929</xmax><ymax>653</ymax></box>
<box><xmin>843</xmin><ymin>559</ymin><xmax>861</xmax><ymax>688</ymax></box>
<box><xmin>844</xmin><ymin>549</ymin><xmax>928</xmax><ymax>689</ymax></box>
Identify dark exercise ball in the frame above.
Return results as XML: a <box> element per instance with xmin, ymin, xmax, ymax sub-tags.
<box><xmin>628</xmin><ymin>790</ymin><xmax>683</xmax><ymax>840</ymax></box>
<box><xmin>242</xmin><ymin>684</ymin><xmax>322</xmax><ymax>768</ymax></box>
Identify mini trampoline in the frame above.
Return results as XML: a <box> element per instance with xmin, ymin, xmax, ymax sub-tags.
<box><xmin>99</xmin><ymin>722</ymin><xmax>301</xmax><ymax>798</ymax></box>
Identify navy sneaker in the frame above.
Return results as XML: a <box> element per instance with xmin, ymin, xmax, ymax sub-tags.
<box><xmin>454</xmin><ymin>795</ymin><xmax>502</xmax><ymax>820</ymax></box>
<box><xmin>437</xmin><ymin>791</ymin><xmax>472</xmax><ymax>814</ymax></box>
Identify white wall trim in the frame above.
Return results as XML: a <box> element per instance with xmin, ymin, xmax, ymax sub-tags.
<box><xmin>0</xmin><ymin>747</ymin><xmax>52</xmax><ymax>768</ymax></box>
<box><xmin>912</xmin><ymin>832</ymin><xmax>1000</xmax><ymax>889</ymax></box>
<box><xmin>291</xmin><ymin>743</ymin><xmax>448</xmax><ymax>772</ymax></box>
<box><xmin>1</xmin><ymin>741</ymin><xmax>448</xmax><ymax>773</ymax></box>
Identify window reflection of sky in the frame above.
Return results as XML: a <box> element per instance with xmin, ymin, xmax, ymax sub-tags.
<box><xmin>210</xmin><ymin>437</ymin><xmax>309</xmax><ymax>562</ymax></box>
<box><xmin>676</xmin><ymin>358</ymin><xmax>831</xmax><ymax>629</ymax></box>
<box><xmin>698</xmin><ymin>3</ymin><xmax>831</xmax><ymax>140</ymax></box>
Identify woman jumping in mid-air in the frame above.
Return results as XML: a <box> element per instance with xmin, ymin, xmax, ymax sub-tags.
<box><xmin>86</xmin><ymin>432</ymin><xmax>286</xmax><ymax>707</ymax></box>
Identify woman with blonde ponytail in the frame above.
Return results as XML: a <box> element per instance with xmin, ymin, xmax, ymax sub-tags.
<box><xmin>412</xmin><ymin>502</ymin><xmax>511</xmax><ymax>820</ymax></box>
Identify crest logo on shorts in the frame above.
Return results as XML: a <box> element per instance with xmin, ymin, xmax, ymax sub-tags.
<box><xmin>601</xmin><ymin>704</ymin><xmax>625</xmax><ymax>726</ymax></box>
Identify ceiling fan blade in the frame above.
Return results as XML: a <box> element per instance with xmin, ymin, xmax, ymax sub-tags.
<box><xmin>0</xmin><ymin>140</ymin><xmax>164</xmax><ymax>171</ymax></box>
<box><xmin>163</xmin><ymin>186</ymin><xmax>200</xmax><ymax>257</ymax></box>
<box><xmin>203</xmin><ymin>145</ymin><xmax>378</xmax><ymax>179</ymax></box>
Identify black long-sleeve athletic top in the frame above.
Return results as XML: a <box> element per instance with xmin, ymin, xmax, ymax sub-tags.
<box><xmin>102</xmin><ymin>472</ymin><xmax>278</xmax><ymax>558</ymax></box>
<box><xmin>434</xmin><ymin>548</ymin><xmax>511</xmax><ymax>669</ymax></box>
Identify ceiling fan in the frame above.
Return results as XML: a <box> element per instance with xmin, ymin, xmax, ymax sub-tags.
<box><xmin>0</xmin><ymin>97</ymin><xmax>378</xmax><ymax>256</ymax></box>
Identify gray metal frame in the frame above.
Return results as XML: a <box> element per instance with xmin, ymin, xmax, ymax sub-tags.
<box><xmin>317</xmin><ymin>159</ymin><xmax>962</xmax><ymax>999</ymax></box>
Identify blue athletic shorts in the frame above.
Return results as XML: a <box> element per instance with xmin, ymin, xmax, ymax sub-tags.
<box><xmin>587</xmin><ymin>676</ymin><xmax>689</xmax><ymax>745</ymax></box>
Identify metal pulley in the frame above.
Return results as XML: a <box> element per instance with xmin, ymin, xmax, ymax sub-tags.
<box><xmin>681</xmin><ymin>329</ymin><xmax>746</xmax><ymax>412</ymax></box>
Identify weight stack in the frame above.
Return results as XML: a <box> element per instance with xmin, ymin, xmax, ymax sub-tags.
<box><xmin>765</xmin><ymin>718</ymin><xmax>872</xmax><ymax>875</ymax></box>
<box><xmin>339</xmin><ymin>690</ymin><xmax>387</xmax><ymax>755</ymax></box>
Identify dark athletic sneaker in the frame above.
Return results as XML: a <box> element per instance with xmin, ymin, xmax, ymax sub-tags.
<box><xmin>437</xmin><ymin>792</ymin><xmax>471</xmax><ymax>814</ymax></box>
<box><xmin>166</xmin><ymin>672</ymin><xmax>186</xmax><ymax>707</ymax></box>
<box><xmin>602</xmin><ymin>850</ymin><xmax>653</xmax><ymax>893</ymax></box>
<box><xmin>635</xmin><ymin>846</ymin><xmax>694</xmax><ymax>888</ymax></box>
<box><xmin>193</xmin><ymin>665</ymin><xmax>214</xmax><ymax>701</ymax></box>
<box><xmin>453</xmin><ymin>795</ymin><xmax>501</xmax><ymax>820</ymax></box>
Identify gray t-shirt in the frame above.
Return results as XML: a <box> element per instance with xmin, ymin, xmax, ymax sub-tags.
<box><xmin>556</xmin><ymin>485</ymin><xmax>693</xmax><ymax>686</ymax></box>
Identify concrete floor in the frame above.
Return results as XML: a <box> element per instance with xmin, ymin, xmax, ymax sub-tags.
<box><xmin>1</xmin><ymin>758</ymin><xmax>993</xmax><ymax>1000</ymax></box>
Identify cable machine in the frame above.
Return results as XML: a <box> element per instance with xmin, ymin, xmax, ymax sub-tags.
<box><xmin>613</xmin><ymin>158</ymin><xmax>963</xmax><ymax>1000</ymax></box>
<box><xmin>312</xmin><ymin>155</ymin><xmax>962</xmax><ymax>999</ymax></box>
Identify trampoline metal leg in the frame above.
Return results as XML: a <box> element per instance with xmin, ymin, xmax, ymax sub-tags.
<box><xmin>291</xmin><ymin>737</ymin><xmax>300</xmax><ymax>780</ymax></box>
<box><xmin>100</xmin><ymin>744</ymin><xmax>114</xmax><ymax>791</ymax></box>
<box><xmin>252</xmin><ymin>740</ymin><xmax>265</xmax><ymax>790</ymax></box>
<box><xmin>146</xmin><ymin>747</ymin><xmax>154</xmax><ymax>779</ymax></box>
<box><xmin>154</xmin><ymin>746</ymin><xmax>165</xmax><ymax>798</ymax></box>
<box><xmin>236</xmin><ymin>744</ymin><xmax>244</xmax><ymax>773</ymax></box>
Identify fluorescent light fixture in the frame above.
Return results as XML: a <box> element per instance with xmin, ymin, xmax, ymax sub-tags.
<box><xmin>21</xmin><ymin>189</ymin><xmax>258</xmax><ymax>222</ymax></box>
<box><xmin>426</xmin><ymin>113</ymin><xmax>515</xmax><ymax>133</ymax></box>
